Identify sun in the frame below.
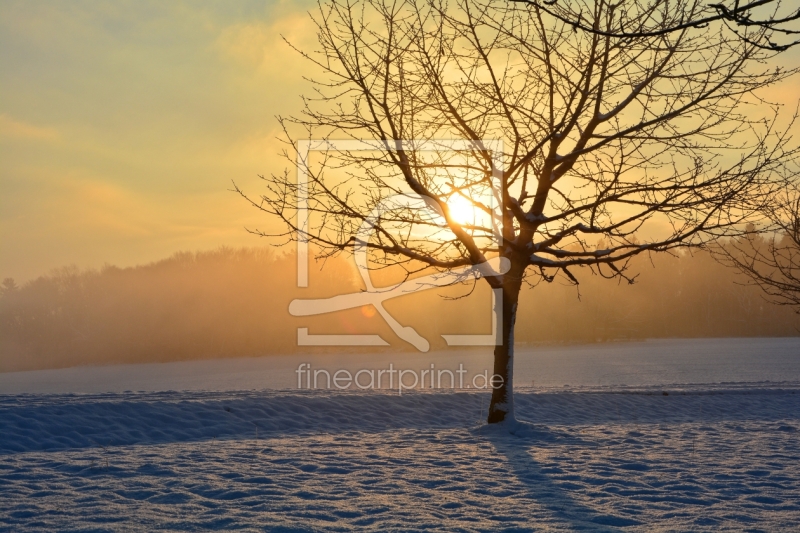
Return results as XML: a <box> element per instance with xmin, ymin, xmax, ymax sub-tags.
<box><xmin>447</xmin><ymin>194</ymin><xmax>477</xmax><ymax>226</ymax></box>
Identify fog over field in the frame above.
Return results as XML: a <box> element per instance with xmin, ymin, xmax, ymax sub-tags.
<box><xmin>1</xmin><ymin>244</ymin><xmax>799</xmax><ymax>373</ymax></box>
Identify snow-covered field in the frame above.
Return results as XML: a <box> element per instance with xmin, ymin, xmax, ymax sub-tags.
<box><xmin>3</xmin><ymin>337</ymin><xmax>800</xmax><ymax>394</ymax></box>
<box><xmin>2</xmin><ymin>339</ymin><xmax>799</xmax><ymax>531</ymax></box>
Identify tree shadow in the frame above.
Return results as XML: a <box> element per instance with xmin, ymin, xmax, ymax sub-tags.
<box><xmin>480</xmin><ymin>421</ymin><xmax>641</xmax><ymax>531</ymax></box>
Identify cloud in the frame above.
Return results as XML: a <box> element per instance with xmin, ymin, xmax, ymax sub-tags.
<box><xmin>0</xmin><ymin>114</ymin><xmax>59</xmax><ymax>141</ymax></box>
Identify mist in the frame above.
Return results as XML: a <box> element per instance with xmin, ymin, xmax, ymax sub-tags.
<box><xmin>1</xmin><ymin>243</ymin><xmax>798</xmax><ymax>373</ymax></box>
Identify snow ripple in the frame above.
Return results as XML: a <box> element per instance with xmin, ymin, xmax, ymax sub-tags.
<box><xmin>1</xmin><ymin>387</ymin><xmax>798</xmax><ymax>531</ymax></box>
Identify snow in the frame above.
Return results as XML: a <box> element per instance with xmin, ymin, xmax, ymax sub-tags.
<box><xmin>2</xmin><ymin>337</ymin><xmax>799</xmax><ymax>394</ymax></box>
<box><xmin>1</xmin><ymin>338</ymin><xmax>799</xmax><ymax>531</ymax></box>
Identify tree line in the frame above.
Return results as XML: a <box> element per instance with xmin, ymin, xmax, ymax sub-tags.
<box><xmin>1</xmin><ymin>243</ymin><xmax>797</xmax><ymax>372</ymax></box>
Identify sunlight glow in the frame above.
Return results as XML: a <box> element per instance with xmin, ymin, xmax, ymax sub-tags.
<box><xmin>447</xmin><ymin>195</ymin><xmax>477</xmax><ymax>226</ymax></box>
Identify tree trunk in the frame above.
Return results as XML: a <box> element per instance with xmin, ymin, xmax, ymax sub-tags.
<box><xmin>487</xmin><ymin>262</ymin><xmax>523</xmax><ymax>424</ymax></box>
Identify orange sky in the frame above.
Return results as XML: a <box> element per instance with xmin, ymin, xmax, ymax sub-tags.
<box><xmin>1</xmin><ymin>0</ymin><xmax>798</xmax><ymax>282</ymax></box>
<box><xmin>0</xmin><ymin>0</ymin><xmax>321</xmax><ymax>281</ymax></box>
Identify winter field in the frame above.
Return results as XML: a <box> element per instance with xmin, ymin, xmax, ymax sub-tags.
<box><xmin>1</xmin><ymin>338</ymin><xmax>799</xmax><ymax>532</ymax></box>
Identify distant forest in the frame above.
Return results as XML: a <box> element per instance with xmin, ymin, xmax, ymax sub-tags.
<box><xmin>1</xmin><ymin>244</ymin><xmax>798</xmax><ymax>372</ymax></box>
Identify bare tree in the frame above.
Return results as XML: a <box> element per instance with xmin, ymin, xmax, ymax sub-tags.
<box><xmin>511</xmin><ymin>0</ymin><xmax>800</xmax><ymax>51</ymax></box>
<box><xmin>236</xmin><ymin>0</ymin><xmax>798</xmax><ymax>423</ymax></box>
<box><xmin>716</xmin><ymin>181</ymin><xmax>800</xmax><ymax>309</ymax></box>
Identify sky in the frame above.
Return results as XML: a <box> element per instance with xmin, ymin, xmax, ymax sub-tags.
<box><xmin>1</xmin><ymin>0</ymin><xmax>799</xmax><ymax>283</ymax></box>
<box><xmin>0</xmin><ymin>0</ymin><xmax>318</xmax><ymax>282</ymax></box>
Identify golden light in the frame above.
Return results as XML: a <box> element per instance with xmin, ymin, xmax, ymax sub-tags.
<box><xmin>447</xmin><ymin>194</ymin><xmax>477</xmax><ymax>226</ymax></box>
